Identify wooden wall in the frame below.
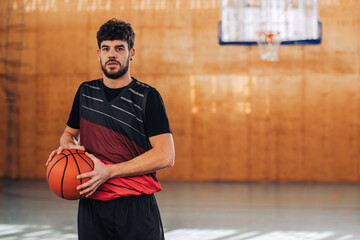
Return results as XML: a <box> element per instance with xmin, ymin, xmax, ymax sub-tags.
<box><xmin>0</xmin><ymin>0</ymin><xmax>359</xmax><ymax>182</ymax></box>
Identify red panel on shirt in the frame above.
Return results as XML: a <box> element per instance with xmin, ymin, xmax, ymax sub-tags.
<box><xmin>80</xmin><ymin>118</ymin><xmax>161</xmax><ymax>200</ymax></box>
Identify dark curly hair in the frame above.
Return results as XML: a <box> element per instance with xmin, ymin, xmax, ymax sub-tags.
<box><xmin>96</xmin><ymin>19</ymin><xmax>135</xmax><ymax>50</ymax></box>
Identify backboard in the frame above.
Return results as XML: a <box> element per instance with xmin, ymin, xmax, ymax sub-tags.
<box><xmin>219</xmin><ymin>0</ymin><xmax>321</xmax><ymax>45</ymax></box>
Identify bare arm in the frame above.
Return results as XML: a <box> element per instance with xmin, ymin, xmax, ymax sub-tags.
<box><xmin>59</xmin><ymin>126</ymin><xmax>81</xmax><ymax>148</ymax></box>
<box><xmin>108</xmin><ymin>133</ymin><xmax>174</xmax><ymax>177</ymax></box>
<box><xmin>77</xmin><ymin>133</ymin><xmax>175</xmax><ymax>197</ymax></box>
<box><xmin>46</xmin><ymin>126</ymin><xmax>84</xmax><ymax>165</ymax></box>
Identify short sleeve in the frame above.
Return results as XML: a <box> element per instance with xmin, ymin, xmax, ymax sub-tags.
<box><xmin>66</xmin><ymin>86</ymin><xmax>81</xmax><ymax>129</ymax></box>
<box><xmin>145</xmin><ymin>88</ymin><xmax>172</xmax><ymax>138</ymax></box>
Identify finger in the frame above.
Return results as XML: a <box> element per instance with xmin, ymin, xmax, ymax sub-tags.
<box><xmin>85</xmin><ymin>152</ymin><xmax>99</xmax><ymax>162</ymax></box>
<box><xmin>77</xmin><ymin>177</ymin><xmax>98</xmax><ymax>195</ymax></box>
<box><xmin>46</xmin><ymin>150</ymin><xmax>56</xmax><ymax>166</ymax></box>
<box><xmin>82</xmin><ymin>182</ymin><xmax>102</xmax><ymax>197</ymax></box>
<box><xmin>80</xmin><ymin>187</ymin><xmax>91</xmax><ymax>196</ymax></box>
<box><xmin>86</xmin><ymin>189</ymin><xmax>96</xmax><ymax>198</ymax></box>
<box><xmin>81</xmin><ymin>188</ymin><xmax>93</xmax><ymax>197</ymax></box>
<box><xmin>77</xmin><ymin>171</ymin><xmax>95</xmax><ymax>180</ymax></box>
<box><xmin>69</xmin><ymin>145</ymin><xmax>85</xmax><ymax>151</ymax></box>
<box><xmin>78</xmin><ymin>179</ymin><xmax>99</xmax><ymax>195</ymax></box>
<box><xmin>77</xmin><ymin>181</ymin><xmax>91</xmax><ymax>191</ymax></box>
<box><xmin>80</xmin><ymin>184</ymin><xmax>94</xmax><ymax>195</ymax></box>
<box><xmin>46</xmin><ymin>151</ymin><xmax>55</xmax><ymax>164</ymax></box>
<box><xmin>57</xmin><ymin>146</ymin><xmax>65</xmax><ymax>154</ymax></box>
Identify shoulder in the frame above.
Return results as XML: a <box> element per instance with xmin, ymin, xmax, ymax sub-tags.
<box><xmin>131</xmin><ymin>78</ymin><xmax>151</xmax><ymax>92</ymax></box>
<box><xmin>132</xmin><ymin>78</ymin><xmax>162</xmax><ymax>97</ymax></box>
<box><xmin>134</xmin><ymin>79</ymin><xmax>151</xmax><ymax>89</ymax></box>
<box><xmin>147</xmin><ymin>87</ymin><xmax>161</xmax><ymax>101</ymax></box>
<box><xmin>79</xmin><ymin>79</ymin><xmax>102</xmax><ymax>90</ymax></box>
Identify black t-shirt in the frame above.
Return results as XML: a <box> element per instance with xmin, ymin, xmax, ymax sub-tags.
<box><xmin>67</xmin><ymin>82</ymin><xmax>171</xmax><ymax>138</ymax></box>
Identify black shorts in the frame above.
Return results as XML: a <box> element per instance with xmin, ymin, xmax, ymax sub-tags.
<box><xmin>78</xmin><ymin>194</ymin><xmax>164</xmax><ymax>240</ymax></box>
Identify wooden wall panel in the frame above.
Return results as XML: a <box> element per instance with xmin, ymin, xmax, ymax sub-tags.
<box><xmin>0</xmin><ymin>90</ymin><xmax>6</xmax><ymax>177</ymax></box>
<box><xmin>0</xmin><ymin>0</ymin><xmax>359</xmax><ymax>182</ymax></box>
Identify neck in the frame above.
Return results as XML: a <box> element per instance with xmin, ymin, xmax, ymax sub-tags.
<box><xmin>103</xmin><ymin>72</ymin><xmax>132</xmax><ymax>89</ymax></box>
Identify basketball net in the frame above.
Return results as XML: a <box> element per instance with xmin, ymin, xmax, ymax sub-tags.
<box><xmin>257</xmin><ymin>32</ymin><xmax>280</xmax><ymax>61</ymax></box>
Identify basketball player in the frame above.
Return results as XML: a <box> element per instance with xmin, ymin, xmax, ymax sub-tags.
<box><xmin>46</xmin><ymin>19</ymin><xmax>175</xmax><ymax>240</ymax></box>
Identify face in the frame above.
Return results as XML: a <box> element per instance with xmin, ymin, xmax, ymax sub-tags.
<box><xmin>97</xmin><ymin>40</ymin><xmax>135</xmax><ymax>79</ymax></box>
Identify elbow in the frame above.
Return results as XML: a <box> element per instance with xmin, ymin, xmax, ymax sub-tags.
<box><xmin>163</xmin><ymin>150</ymin><xmax>175</xmax><ymax>169</ymax></box>
<box><xmin>168</xmin><ymin>153</ymin><xmax>175</xmax><ymax>168</ymax></box>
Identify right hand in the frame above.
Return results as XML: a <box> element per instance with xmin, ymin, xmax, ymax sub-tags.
<box><xmin>46</xmin><ymin>144</ymin><xmax>85</xmax><ymax>166</ymax></box>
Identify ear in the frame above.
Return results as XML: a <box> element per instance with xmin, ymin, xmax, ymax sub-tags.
<box><xmin>97</xmin><ymin>49</ymin><xmax>100</xmax><ymax>60</ymax></box>
<box><xmin>130</xmin><ymin>48</ymin><xmax>135</xmax><ymax>61</ymax></box>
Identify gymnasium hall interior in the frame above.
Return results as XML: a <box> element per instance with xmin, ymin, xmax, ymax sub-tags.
<box><xmin>1</xmin><ymin>0</ymin><xmax>360</xmax><ymax>239</ymax></box>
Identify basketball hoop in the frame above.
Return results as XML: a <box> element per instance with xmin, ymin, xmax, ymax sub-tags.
<box><xmin>257</xmin><ymin>32</ymin><xmax>280</xmax><ymax>61</ymax></box>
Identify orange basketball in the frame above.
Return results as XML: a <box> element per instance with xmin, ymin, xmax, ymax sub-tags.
<box><xmin>46</xmin><ymin>149</ymin><xmax>94</xmax><ymax>200</ymax></box>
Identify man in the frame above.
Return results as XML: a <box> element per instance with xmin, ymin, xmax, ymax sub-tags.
<box><xmin>46</xmin><ymin>19</ymin><xmax>175</xmax><ymax>240</ymax></box>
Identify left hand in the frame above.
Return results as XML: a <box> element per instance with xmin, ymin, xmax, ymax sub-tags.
<box><xmin>77</xmin><ymin>152</ymin><xmax>112</xmax><ymax>198</ymax></box>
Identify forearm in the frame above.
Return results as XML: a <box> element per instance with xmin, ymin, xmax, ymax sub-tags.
<box><xmin>46</xmin><ymin>126</ymin><xmax>82</xmax><ymax>165</ymax></box>
<box><xmin>60</xmin><ymin>127</ymin><xmax>80</xmax><ymax>147</ymax></box>
<box><xmin>108</xmin><ymin>146</ymin><xmax>174</xmax><ymax>178</ymax></box>
<box><xmin>108</xmin><ymin>133</ymin><xmax>174</xmax><ymax>178</ymax></box>
<box><xmin>77</xmin><ymin>133</ymin><xmax>174</xmax><ymax>197</ymax></box>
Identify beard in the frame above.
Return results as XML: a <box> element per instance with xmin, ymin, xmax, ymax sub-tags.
<box><xmin>100</xmin><ymin>56</ymin><xmax>130</xmax><ymax>79</ymax></box>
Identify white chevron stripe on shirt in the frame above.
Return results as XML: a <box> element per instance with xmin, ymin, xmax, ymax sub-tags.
<box><xmin>81</xmin><ymin>105</ymin><xmax>145</xmax><ymax>137</ymax></box>
<box><xmin>129</xmin><ymin>88</ymin><xmax>144</xmax><ymax>97</ymax></box>
<box><xmin>82</xmin><ymin>94</ymin><xmax>103</xmax><ymax>102</ymax></box>
<box><xmin>85</xmin><ymin>84</ymin><xmax>101</xmax><ymax>90</ymax></box>
<box><xmin>120</xmin><ymin>97</ymin><xmax>142</xmax><ymax>110</ymax></box>
<box><xmin>111</xmin><ymin>104</ymin><xmax>143</xmax><ymax>123</ymax></box>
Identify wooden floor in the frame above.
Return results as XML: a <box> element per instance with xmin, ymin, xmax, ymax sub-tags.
<box><xmin>0</xmin><ymin>180</ymin><xmax>360</xmax><ymax>239</ymax></box>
